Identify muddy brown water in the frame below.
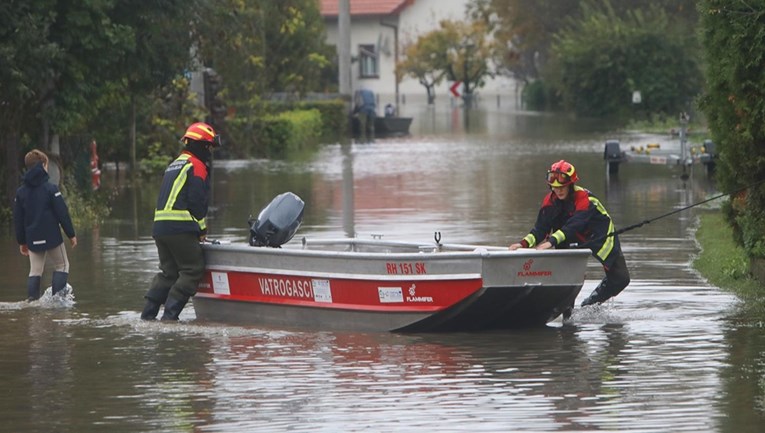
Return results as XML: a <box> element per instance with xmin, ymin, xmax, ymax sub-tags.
<box><xmin>2</xmin><ymin>105</ymin><xmax>763</xmax><ymax>432</ymax></box>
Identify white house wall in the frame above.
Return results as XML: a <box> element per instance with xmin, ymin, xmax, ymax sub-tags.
<box><xmin>324</xmin><ymin>0</ymin><xmax>518</xmax><ymax>111</ymax></box>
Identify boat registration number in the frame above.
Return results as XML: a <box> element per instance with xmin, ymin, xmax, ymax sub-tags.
<box><xmin>386</xmin><ymin>262</ymin><xmax>427</xmax><ymax>275</ymax></box>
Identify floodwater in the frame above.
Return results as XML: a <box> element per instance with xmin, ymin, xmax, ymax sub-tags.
<box><xmin>2</xmin><ymin>103</ymin><xmax>764</xmax><ymax>432</ymax></box>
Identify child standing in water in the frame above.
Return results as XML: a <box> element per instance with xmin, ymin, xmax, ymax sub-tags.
<box><xmin>13</xmin><ymin>149</ymin><xmax>77</xmax><ymax>301</ymax></box>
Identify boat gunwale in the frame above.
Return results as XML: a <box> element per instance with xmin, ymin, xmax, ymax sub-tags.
<box><xmin>205</xmin><ymin>264</ymin><xmax>482</xmax><ymax>281</ymax></box>
<box><xmin>204</xmin><ymin>238</ymin><xmax>593</xmax><ymax>261</ymax></box>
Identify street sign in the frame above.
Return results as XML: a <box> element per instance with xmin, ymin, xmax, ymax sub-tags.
<box><xmin>450</xmin><ymin>81</ymin><xmax>462</xmax><ymax>98</ymax></box>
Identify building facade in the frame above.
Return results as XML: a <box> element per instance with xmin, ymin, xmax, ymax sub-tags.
<box><xmin>320</xmin><ymin>0</ymin><xmax>518</xmax><ymax>112</ymax></box>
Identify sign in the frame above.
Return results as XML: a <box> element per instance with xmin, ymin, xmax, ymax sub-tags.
<box><xmin>450</xmin><ymin>81</ymin><xmax>462</xmax><ymax>98</ymax></box>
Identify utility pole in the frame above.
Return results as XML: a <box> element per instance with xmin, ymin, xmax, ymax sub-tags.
<box><xmin>338</xmin><ymin>0</ymin><xmax>352</xmax><ymax>97</ymax></box>
<box><xmin>380</xmin><ymin>20</ymin><xmax>399</xmax><ymax>108</ymax></box>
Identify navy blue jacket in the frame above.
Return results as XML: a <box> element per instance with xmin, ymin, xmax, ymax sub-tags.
<box><xmin>14</xmin><ymin>163</ymin><xmax>76</xmax><ymax>252</ymax></box>
<box><xmin>152</xmin><ymin>149</ymin><xmax>210</xmax><ymax>237</ymax></box>
<box><xmin>520</xmin><ymin>185</ymin><xmax>620</xmax><ymax>267</ymax></box>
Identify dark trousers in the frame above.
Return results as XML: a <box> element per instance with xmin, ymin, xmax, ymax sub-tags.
<box><xmin>145</xmin><ymin>232</ymin><xmax>204</xmax><ymax>304</ymax></box>
<box><xmin>600</xmin><ymin>252</ymin><xmax>631</xmax><ymax>298</ymax></box>
<box><xmin>357</xmin><ymin>112</ymin><xmax>375</xmax><ymax>142</ymax></box>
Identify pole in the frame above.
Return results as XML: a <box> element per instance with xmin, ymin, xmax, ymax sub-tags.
<box><xmin>380</xmin><ymin>20</ymin><xmax>399</xmax><ymax>109</ymax></box>
<box><xmin>338</xmin><ymin>0</ymin><xmax>352</xmax><ymax>97</ymax></box>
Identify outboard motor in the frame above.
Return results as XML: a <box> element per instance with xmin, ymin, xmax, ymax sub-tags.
<box><xmin>248</xmin><ymin>192</ymin><xmax>305</xmax><ymax>247</ymax></box>
<box><xmin>604</xmin><ymin>139</ymin><xmax>624</xmax><ymax>174</ymax></box>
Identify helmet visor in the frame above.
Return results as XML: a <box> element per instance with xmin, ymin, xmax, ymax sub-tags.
<box><xmin>546</xmin><ymin>171</ymin><xmax>571</xmax><ymax>186</ymax></box>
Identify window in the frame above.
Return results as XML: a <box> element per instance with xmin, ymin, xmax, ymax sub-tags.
<box><xmin>358</xmin><ymin>44</ymin><xmax>378</xmax><ymax>78</ymax></box>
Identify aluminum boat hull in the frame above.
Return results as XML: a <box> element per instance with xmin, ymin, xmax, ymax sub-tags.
<box><xmin>193</xmin><ymin>239</ymin><xmax>591</xmax><ymax>332</ymax></box>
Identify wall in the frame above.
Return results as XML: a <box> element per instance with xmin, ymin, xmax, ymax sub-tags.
<box><xmin>324</xmin><ymin>0</ymin><xmax>520</xmax><ymax>115</ymax></box>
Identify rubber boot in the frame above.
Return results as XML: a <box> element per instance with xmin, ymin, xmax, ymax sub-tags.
<box><xmin>27</xmin><ymin>276</ymin><xmax>41</xmax><ymax>301</ymax></box>
<box><xmin>581</xmin><ymin>280</ymin><xmax>610</xmax><ymax>307</ymax></box>
<box><xmin>51</xmin><ymin>271</ymin><xmax>69</xmax><ymax>296</ymax></box>
<box><xmin>160</xmin><ymin>295</ymin><xmax>189</xmax><ymax>321</ymax></box>
<box><xmin>140</xmin><ymin>297</ymin><xmax>163</xmax><ymax>321</ymax></box>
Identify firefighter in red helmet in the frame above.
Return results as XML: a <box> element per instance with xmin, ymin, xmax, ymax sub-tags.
<box><xmin>141</xmin><ymin>122</ymin><xmax>221</xmax><ymax>321</ymax></box>
<box><xmin>510</xmin><ymin>160</ymin><xmax>631</xmax><ymax>311</ymax></box>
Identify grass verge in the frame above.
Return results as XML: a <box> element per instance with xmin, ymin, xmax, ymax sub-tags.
<box><xmin>693</xmin><ymin>211</ymin><xmax>765</xmax><ymax>314</ymax></box>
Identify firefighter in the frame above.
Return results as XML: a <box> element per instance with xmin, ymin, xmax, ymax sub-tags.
<box><xmin>509</xmin><ymin>160</ymin><xmax>631</xmax><ymax>307</ymax></box>
<box><xmin>141</xmin><ymin>122</ymin><xmax>221</xmax><ymax>321</ymax></box>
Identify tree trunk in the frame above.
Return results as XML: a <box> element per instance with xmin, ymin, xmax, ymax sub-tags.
<box><xmin>427</xmin><ymin>86</ymin><xmax>435</xmax><ymax>105</ymax></box>
<box><xmin>130</xmin><ymin>96</ymin><xmax>137</xmax><ymax>179</ymax></box>
<box><xmin>4</xmin><ymin>134</ymin><xmax>21</xmax><ymax>208</ymax></box>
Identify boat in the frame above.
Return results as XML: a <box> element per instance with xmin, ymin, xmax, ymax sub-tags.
<box><xmin>191</xmin><ymin>192</ymin><xmax>590</xmax><ymax>332</ymax></box>
<box><xmin>351</xmin><ymin>115</ymin><xmax>413</xmax><ymax>138</ymax></box>
<box><xmin>193</xmin><ymin>238</ymin><xmax>590</xmax><ymax>332</ymax></box>
<box><xmin>374</xmin><ymin>116</ymin><xmax>413</xmax><ymax>136</ymax></box>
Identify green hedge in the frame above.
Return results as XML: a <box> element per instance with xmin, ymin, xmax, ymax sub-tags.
<box><xmin>261</xmin><ymin>109</ymin><xmax>323</xmax><ymax>158</ymax></box>
<box><xmin>225</xmin><ymin>99</ymin><xmax>348</xmax><ymax>158</ymax></box>
<box><xmin>296</xmin><ymin>100</ymin><xmax>348</xmax><ymax>143</ymax></box>
<box><xmin>277</xmin><ymin>99</ymin><xmax>348</xmax><ymax>144</ymax></box>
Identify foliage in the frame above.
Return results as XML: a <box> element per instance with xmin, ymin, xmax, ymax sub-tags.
<box><xmin>193</xmin><ymin>0</ymin><xmax>333</xmax><ymax>155</ymax></box>
<box><xmin>397</xmin><ymin>18</ymin><xmax>497</xmax><ymax>105</ymax></box>
<box><xmin>694</xmin><ymin>212</ymin><xmax>764</xmax><ymax>313</ymax></box>
<box><xmin>474</xmin><ymin>0</ymin><xmax>581</xmax><ymax>83</ymax></box>
<box><xmin>546</xmin><ymin>0</ymin><xmax>702</xmax><ymax>119</ymax></box>
<box><xmin>481</xmin><ymin>0</ymin><xmax>698</xmax><ymax>85</ymax></box>
<box><xmin>0</xmin><ymin>0</ymin><xmax>335</xmax><ymax>223</ymax></box>
<box><xmin>61</xmin><ymin>173</ymin><xmax>113</xmax><ymax>227</ymax></box>
<box><xmin>260</xmin><ymin>109</ymin><xmax>323</xmax><ymax>159</ymax></box>
<box><xmin>0</xmin><ymin>0</ymin><xmax>134</xmax><ymax>209</ymax></box>
<box><xmin>698</xmin><ymin>1</ymin><xmax>765</xmax><ymax>259</ymax></box>
<box><xmin>397</xmin><ymin>30</ymin><xmax>451</xmax><ymax>104</ymax></box>
<box><xmin>521</xmin><ymin>80</ymin><xmax>555</xmax><ymax>111</ymax></box>
<box><xmin>295</xmin><ymin>100</ymin><xmax>349</xmax><ymax>144</ymax></box>
<box><xmin>226</xmin><ymin>100</ymin><xmax>346</xmax><ymax>157</ymax></box>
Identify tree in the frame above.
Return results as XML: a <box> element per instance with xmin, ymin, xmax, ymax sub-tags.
<box><xmin>475</xmin><ymin>0</ymin><xmax>580</xmax><ymax>83</ymax></box>
<box><xmin>192</xmin><ymin>0</ymin><xmax>332</xmax><ymax>155</ymax></box>
<box><xmin>698</xmin><ymin>1</ymin><xmax>765</xmax><ymax>260</ymax></box>
<box><xmin>397</xmin><ymin>19</ymin><xmax>496</xmax><ymax>106</ymax></box>
<box><xmin>0</xmin><ymin>0</ymin><xmax>134</xmax><ymax>207</ymax></box>
<box><xmin>546</xmin><ymin>1</ymin><xmax>702</xmax><ymax>119</ymax></box>
<box><xmin>482</xmin><ymin>0</ymin><xmax>698</xmax><ymax>87</ymax></box>
<box><xmin>397</xmin><ymin>32</ymin><xmax>451</xmax><ymax>104</ymax></box>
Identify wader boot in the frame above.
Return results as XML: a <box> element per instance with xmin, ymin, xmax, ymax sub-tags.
<box><xmin>581</xmin><ymin>254</ymin><xmax>630</xmax><ymax>307</ymax></box>
<box><xmin>51</xmin><ymin>271</ymin><xmax>69</xmax><ymax>296</ymax></box>
<box><xmin>27</xmin><ymin>276</ymin><xmax>42</xmax><ymax>301</ymax></box>
<box><xmin>160</xmin><ymin>295</ymin><xmax>189</xmax><ymax>321</ymax></box>
<box><xmin>581</xmin><ymin>280</ymin><xmax>612</xmax><ymax>307</ymax></box>
<box><xmin>140</xmin><ymin>297</ymin><xmax>163</xmax><ymax>321</ymax></box>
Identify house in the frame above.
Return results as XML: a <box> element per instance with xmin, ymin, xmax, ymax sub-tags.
<box><xmin>319</xmin><ymin>0</ymin><xmax>518</xmax><ymax>112</ymax></box>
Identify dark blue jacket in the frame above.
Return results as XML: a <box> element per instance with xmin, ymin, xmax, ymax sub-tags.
<box><xmin>152</xmin><ymin>149</ymin><xmax>210</xmax><ymax>237</ymax></box>
<box><xmin>520</xmin><ymin>185</ymin><xmax>620</xmax><ymax>267</ymax></box>
<box><xmin>14</xmin><ymin>163</ymin><xmax>76</xmax><ymax>252</ymax></box>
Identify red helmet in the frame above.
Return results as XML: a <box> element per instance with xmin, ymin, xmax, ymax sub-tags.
<box><xmin>546</xmin><ymin>160</ymin><xmax>579</xmax><ymax>187</ymax></box>
<box><xmin>182</xmin><ymin>122</ymin><xmax>221</xmax><ymax>147</ymax></box>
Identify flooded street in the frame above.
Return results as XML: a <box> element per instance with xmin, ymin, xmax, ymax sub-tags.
<box><xmin>2</xmin><ymin>104</ymin><xmax>764</xmax><ymax>432</ymax></box>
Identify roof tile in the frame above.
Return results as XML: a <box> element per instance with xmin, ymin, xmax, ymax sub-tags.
<box><xmin>319</xmin><ymin>0</ymin><xmax>413</xmax><ymax>17</ymax></box>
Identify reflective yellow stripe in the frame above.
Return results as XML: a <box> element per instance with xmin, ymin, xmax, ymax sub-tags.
<box><xmin>523</xmin><ymin>234</ymin><xmax>536</xmax><ymax>247</ymax></box>
<box><xmin>154</xmin><ymin>209</ymin><xmax>196</xmax><ymax>222</ymax></box>
<box><xmin>154</xmin><ymin>210</ymin><xmax>206</xmax><ymax>231</ymax></box>
<box><xmin>164</xmin><ymin>155</ymin><xmax>191</xmax><ymax>211</ymax></box>
<box><xmin>551</xmin><ymin>230</ymin><xmax>566</xmax><ymax>245</ymax></box>
<box><xmin>153</xmin><ymin>154</ymin><xmax>207</xmax><ymax>232</ymax></box>
<box><xmin>589</xmin><ymin>196</ymin><xmax>615</xmax><ymax>261</ymax></box>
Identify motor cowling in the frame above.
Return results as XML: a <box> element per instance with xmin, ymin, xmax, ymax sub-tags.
<box><xmin>248</xmin><ymin>192</ymin><xmax>305</xmax><ymax>247</ymax></box>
